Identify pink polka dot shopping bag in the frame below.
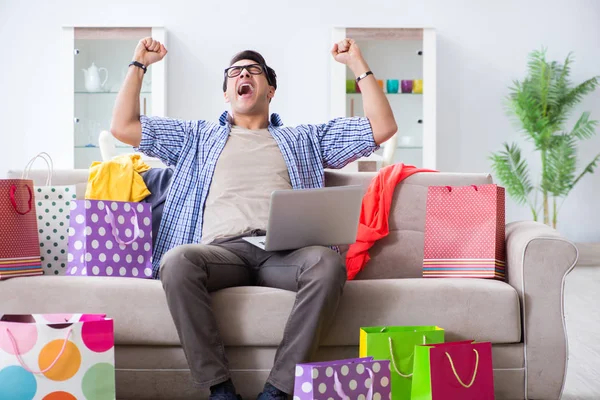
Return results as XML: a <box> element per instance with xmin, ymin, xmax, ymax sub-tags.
<box><xmin>67</xmin><ymin>200</ymin><xmax>153</xmax><ymax>279</ymax></box>
<box><xmin>423</xmin><ymin>184</ymin><xmax>506</xmax><ymax>280</ymax></box>
<box><xmin>0</xmin><ymin>313</ymin><xmax>115</xmax><ymax>399</ymax></box>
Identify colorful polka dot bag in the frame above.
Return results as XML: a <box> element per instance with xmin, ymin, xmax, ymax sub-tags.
<box><xmin>0</xmin><ymin>313</ymin><xmax>115</xmax><ymax>400</ymax></box>
<box><xmin>67</xmin><ymin>200</ymin><xmax>153</xmax><ymax>279</ymax></box>
<box><xmin>293</xmin><ymin>357</ymin><xmax>391</xmax><ymax>400</ymax></box>
<box><xmin>423</xmin><ymin>184</ymin><xmax>506</xmax><ymax>280</ymax></box>
<box><xmin>0</xmin><ymin>179</ymin><xmax>43</xmax><ymax>279</ymax></box>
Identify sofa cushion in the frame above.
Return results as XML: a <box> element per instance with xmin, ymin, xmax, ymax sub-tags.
<box><xmin>1</xmin><ymin>276</ymin><xmax>520</xmax><ymax>346</ymax></box>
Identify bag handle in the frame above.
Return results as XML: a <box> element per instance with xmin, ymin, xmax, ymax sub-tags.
<box><xmin>445</xmin><ymin>349</ymin><xmax>479</xmax><ymax>388</ymax></box>
<box><xmin>105</xmin><ymin>206</ymin><xmax>140</xmax><ymax>245</ymax></box>
<box><xmin>5</xmin><ymin>327</ymin><xmax>72</xmax><ymax>374</ymax></box>
<box><xmin>9</xmin><ymin>184</ymin><xmax>33</xmax><ymax>215</ymax></box>
<box><xmin>334</xmin><ymin>367</ymin><xmax>374</xmax><ymax>400</ymax></box>
<box><xmin>444</xmin><ymin>185</ymin><xmax>478</xmax><ymax>192</ymax></box>
<box><xmin>388</xmin><ymin>335</ymin><xmax>427</xmax><ymax>378</ymax></box>
<box><xmin>22</xmin><ymin>152</ymin><xmax>54</xmax><ymax>187</ymax></box>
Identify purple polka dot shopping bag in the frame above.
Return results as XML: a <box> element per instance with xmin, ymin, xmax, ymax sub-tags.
<box><xmin>293</xmin><ymin>357</ymin><xmax>391</xmax><ymax>400</ymax></box>
<box><xmin>67</xmin><ymin>200</ymin><xmax>153</xmax><ymax>279</ymax></box>
<box><xmin>0</xmin><ymin>313</ymin><xmax>115</xmax><ymax>399</ymax></box>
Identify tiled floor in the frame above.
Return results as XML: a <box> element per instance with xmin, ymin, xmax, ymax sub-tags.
<box><xmin>561</xmin><ymin>265</ymin><xmax>600</xmax><ymax>399</ymax></box>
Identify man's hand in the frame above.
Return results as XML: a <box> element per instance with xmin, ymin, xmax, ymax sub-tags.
<box><xmin>331</xmin><ymin>38</ymin><xmax>367</xmax><ymax>73</ymax></box>
<box><xmin>133</xmin><ymin>37</ymin><xmax>168</xmax><ymax>66</ymax></box>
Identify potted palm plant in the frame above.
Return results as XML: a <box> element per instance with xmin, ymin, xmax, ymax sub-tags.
<box><xmin>490</xmin><ymin>48</ymin><xmax>600</xmax><ymax>228</ymax></box>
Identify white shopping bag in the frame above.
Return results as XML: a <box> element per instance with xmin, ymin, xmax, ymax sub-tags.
<box><xmin>23</xmin><ymin>153</ymin><xmax>77</xmax><ymax>275</ymax></box>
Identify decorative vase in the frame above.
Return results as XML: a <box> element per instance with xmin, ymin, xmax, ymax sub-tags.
<box><xmin>413</xmin><ymin>79</ymin><xmax>423</xmax><ymax>94</ymax></box>
<box><xmin>346</xmin><ymin>79</ymin><xmax>356</xmax><ymax>93</ymax></box>
<box><xmin>386</xmin><ymin>79</ymin><xmax>399</xmax><ymax>93</ymax></box>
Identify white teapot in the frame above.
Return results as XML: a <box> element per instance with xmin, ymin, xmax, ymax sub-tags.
<box><xmin>82</xmin><ymin>63</ymin><xmax>108</xmax><ymax>92</ymax></box>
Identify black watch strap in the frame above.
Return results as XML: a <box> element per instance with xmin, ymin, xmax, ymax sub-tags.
<box><xmin>129</xmin><ymin>61</ymin><xmax>147</xmax><ymax>74</ymax></box>
<box><xmin>355</xmin><ymin>70</ymin><xmax>373</xmax><ymax>83</ymax></box>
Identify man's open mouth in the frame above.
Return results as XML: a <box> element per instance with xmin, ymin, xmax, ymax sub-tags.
<box><xmin>237</xmin><ymin>83</ymin><xmax>255</xmax><ymax>98</ymax></box>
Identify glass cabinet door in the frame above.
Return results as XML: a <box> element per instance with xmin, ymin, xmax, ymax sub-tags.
<box><xmin>64</xmin><ymin>27</ymin><xmax>166</xmax><ymax>169</ymax></box>
<box><xmin>330</xmin><ymin>27</ymin><xmax>436</xmax><ymax>170</ymax></box>
<box><xmin>345</xmin><ymin>31</ymin><xmax>424</xmax><ymax>167</ymax></box>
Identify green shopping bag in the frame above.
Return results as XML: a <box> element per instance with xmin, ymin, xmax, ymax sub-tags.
<box><xmin>360</xmin><ymin>326</ymin><xmax>445</xmax><ymax>399</ymax></box>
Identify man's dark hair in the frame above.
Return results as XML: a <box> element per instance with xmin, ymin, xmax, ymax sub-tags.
<box><xmin>222</xmin><ymin>50</ymin><xmax>277</xmax><ymax>92</ymax></box>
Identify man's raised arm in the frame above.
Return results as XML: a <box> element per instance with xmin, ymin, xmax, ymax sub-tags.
<box><xmin>331</xmin><ymin>38</ymin><xmax>397</xmax><ymax>145</ymax></box>
<box><xmin>110</xmin><ymin>37</ymin><xmax>167</xmax><ymax>147</ymax></box>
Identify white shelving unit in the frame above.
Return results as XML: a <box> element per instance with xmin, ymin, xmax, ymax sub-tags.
<box><xmin>61</xmin><ymin>26</ymin><xmax>167</xmax><ymax>169</ymax></box>
<box><xmin>330</xmin><ymin>27</ymin><xmax>437</xmax><ymax>170</ymax></box>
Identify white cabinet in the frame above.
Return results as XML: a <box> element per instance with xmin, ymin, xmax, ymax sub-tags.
<box><xmin>330</xmin><ymin>27</ymin><xmax>437</xmax><ymax>170</ymax></box>
<box><xmin>61</xmin><ymin>27</ymin><xmax>167</xmax><ymax>169</ymax></box>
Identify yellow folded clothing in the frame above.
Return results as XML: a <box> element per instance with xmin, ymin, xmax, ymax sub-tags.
<box><xmin>85</xmin><ymin>154</ymin><xmax>151</xmax><ymax>202</ymax></box>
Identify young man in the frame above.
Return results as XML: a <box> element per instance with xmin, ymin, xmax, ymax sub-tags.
<box><xmin>111</xmin><ymin>37</ymin><xmax>397</xmax><ymax>400</ymax></box>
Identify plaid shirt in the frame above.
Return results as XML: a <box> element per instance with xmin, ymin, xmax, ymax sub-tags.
<box><xmin>137</xmin><ymin>111</ymin><xmax>378</xmax><ymax>278</ymax></box>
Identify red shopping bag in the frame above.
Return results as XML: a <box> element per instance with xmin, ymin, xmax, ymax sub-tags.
<box><xmin>423</xmin><ymin>184</ymin><xmax>506</xmax><ymax>280</ymax></box>
<box><xmin>0</xmin><ymin>179</ymin><xmax>42</xmax><ymax>279</ymax></box>
<box><xmin>412</xmin><ymin>341</ymin><xmax>495</xmax><ymax>400</ymax></box>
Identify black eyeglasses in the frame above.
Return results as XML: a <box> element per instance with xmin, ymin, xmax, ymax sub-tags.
<box><xmin>224</xmin><ymin>63</ymin><xmax>265</xmax><ymax>78</ymax></box>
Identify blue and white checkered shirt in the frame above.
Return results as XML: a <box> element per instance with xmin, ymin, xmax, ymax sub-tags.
<box><xmin>137</xmin><ymin>111</ymin><xmax>378</xmax><ymax>278</ymax></box>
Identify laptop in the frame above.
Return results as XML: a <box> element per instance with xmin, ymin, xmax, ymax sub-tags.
<box><xmin>242</xmin><ymin>185</ymin><xmax>364</xmax><ymax>251</ymax></box>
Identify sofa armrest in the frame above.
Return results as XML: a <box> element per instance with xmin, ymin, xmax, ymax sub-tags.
<box><xmin>505</xmin><ymin>220</ymin><xmax>578</xmax><ymax>399</ymax></box>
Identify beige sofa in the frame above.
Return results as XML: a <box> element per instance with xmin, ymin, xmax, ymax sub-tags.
<box><xmin>3</xmin><ymin>168</ymin><xmax>577</xmax><ymax>400</ymax></box>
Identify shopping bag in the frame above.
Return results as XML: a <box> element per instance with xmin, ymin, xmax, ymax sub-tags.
<box><xmin>23</xmin><ymin>152</ymin><xmax>77</xmax><ymax>275</ymax></box>
<box><xmin>359</xmin><ymin>326</ymin><xmax>445</xmax><ymax>399</ymax></box>
<box><xmin>0</xmin><ymin>313</ymin><xmax>115</xmax><ymax>399</ymax></box>
<box><xmin>423</xmin><ymin>184</ymin><xmax>506</xmax><ymax>280</ymax></box>
<box><xmin>0</xmin><ymin>178</ymin><xmax>43</xmax><ymax>279</ymax></box>
<box><xmin>293</xmin><ymin>357</ymin><xmax>390</xmax><ymax>400</ymax></box>
<box><xmin>411</xmin><ymin>341</ymin><xmax>495</xmax><ymax>400</ymax></box>
<box><xmin>67</xmin><ymin>200</ymin><xmax>153</xmax><ymax>278</ymax></box>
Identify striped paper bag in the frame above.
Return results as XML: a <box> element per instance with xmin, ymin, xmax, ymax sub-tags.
<box><xmin>423</xmin><ymin>184</ymin><xmax>506</xmax><ymax>280</ymax></box>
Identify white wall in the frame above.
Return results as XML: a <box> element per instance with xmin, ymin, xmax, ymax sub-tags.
<box><xmin>1</xmin><ymin>0</ymin><xmax>599</xmax><ymax>242</ymax></box>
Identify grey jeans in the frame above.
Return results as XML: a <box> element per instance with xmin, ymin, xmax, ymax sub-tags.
<box><xmin>159</xmin><ymin>230</ymin><xmax>347</xmax><ymax>394</ymax></box>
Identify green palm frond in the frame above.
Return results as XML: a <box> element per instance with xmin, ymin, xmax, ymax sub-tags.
<box><xmin>489</xmin><ymin>143</ymin><xmax>534</xmax><ymax>205</ymax></box>
<box><xmin>554</xmin><ymin>53</ymin><xmax>573</xmax><ymax>98</ymax></box>
<box><xmin>526</xmin><ymin>48</ymin><xmax>550</xmax><ymax>106</ymax></box>
<box><xmin>560</xmin><ymin>77</ymin><xmax>600</xmax><ymax>112</ymax></box>
<box><xmin>571</xmin><ymin>111</ymin><xmax>598</xmax><ymax>140</ymax></box>
<box><xmin>543</xmin><ymin>134</ymin><xmax>577</xmax><ymax>196</ymax></box>
<box><xmin>507</xmin><ymin>80</ymin><xmax>548</xmax><ymax>145</ymax></box>
<box><xmin>571</xmin><ymin>153</ymin><xmax>600</xmax><ymax>190</ymax></box>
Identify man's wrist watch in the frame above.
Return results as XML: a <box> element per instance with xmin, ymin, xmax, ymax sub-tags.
<box><xmin>129</xmin><ymin>61</ymin><xmax>147</xmax><ymax>74</ymax></box>
<box><xmin>355</xmin><ymin>70</ymin><xmax>373</xmax><ymax>84</ymax></box>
